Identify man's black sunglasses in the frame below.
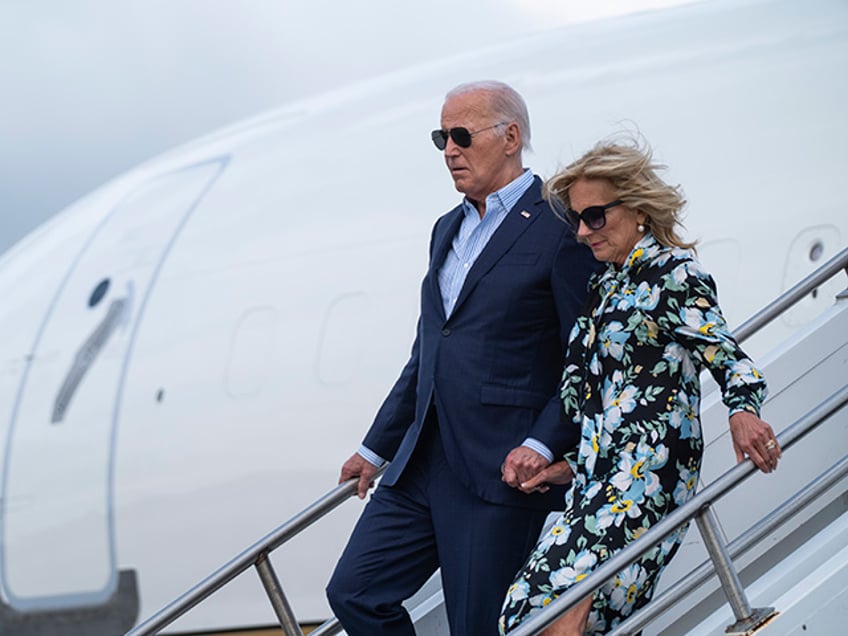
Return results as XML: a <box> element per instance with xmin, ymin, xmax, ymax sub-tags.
<box><xmin>565</xmin><ymin>200</ymin><xmax>623</xmax><ymax>231</ymax></box>
<box><xmin>430</xmin><ymin>122</ymin><xmax>508</xmax><ymax>150</ymax></box>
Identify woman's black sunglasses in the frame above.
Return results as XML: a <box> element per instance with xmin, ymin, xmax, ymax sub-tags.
<box><xmin>565</xmin><ymin>200</ymin><xmax>623</xmax><ymax>231</ymax></box>
<box><xmin>430</xmin><ymin>122</ymin><xmax>507</xmax><ymax>150</ymax></box>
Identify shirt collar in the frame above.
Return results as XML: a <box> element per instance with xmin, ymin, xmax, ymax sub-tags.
<box><xmin>460</xmin><ymin>169</ymin><xmax>534</xmax><ymax>219</ymax></box>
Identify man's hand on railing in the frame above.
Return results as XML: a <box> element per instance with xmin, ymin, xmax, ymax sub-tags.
<box><xmin>338</xmin><ymin>453</ymin><xmax>380</xmax><ymax>499</ymax></box>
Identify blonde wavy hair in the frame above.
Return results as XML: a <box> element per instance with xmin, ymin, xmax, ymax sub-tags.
<box><xmin>545</xmin><ymin>135</ymin><xmax>694</xmax><ymax>250</ymax></box>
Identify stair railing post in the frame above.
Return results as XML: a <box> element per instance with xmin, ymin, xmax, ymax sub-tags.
<box><xmin>255</xmin><ymin>552</ymin><xmax>301</xmax><ymax>635</ymax></box>
<box><xmin>695</xmin><ymin>505</ymin><xmax>776</xmax><ymax>634</ymax></box>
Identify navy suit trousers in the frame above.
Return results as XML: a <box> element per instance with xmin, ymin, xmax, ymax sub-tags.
<box><xmin>327</xmin><ymin>412</ymin><xmax>550</xmax><ymax>635</ymax></box>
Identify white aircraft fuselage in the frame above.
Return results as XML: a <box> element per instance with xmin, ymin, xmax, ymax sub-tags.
<box><xmin>0</xmin><ymin>0</ymin><xmax>846</xmax><ymax>632</ymax></box>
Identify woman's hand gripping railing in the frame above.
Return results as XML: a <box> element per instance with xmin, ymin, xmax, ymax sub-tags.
<box><xmin>125</xmin><ymin>465</ymin><xmax>386</xmax><ymax>636</ymax></box>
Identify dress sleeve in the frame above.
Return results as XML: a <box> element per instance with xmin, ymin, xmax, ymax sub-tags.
<box><xmin>657</xmin><ymin>258</ymin><xmax>768</xmax><ymax>416</ymax></box>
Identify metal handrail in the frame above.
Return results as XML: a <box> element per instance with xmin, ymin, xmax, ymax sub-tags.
<box><xmin>733</xmin><ymin>245</ymin><xmax>848</xmax><ymax>344</ymax></box>
<box><xmin>508</xmin><ymin>384</ymin><xmax>848</xmax><ymax>636</ymax></box>
<box><xmin>609</xmin><ymin>452</ymin><xmax>848</xmax><ymax>635</ymax></box>
<box><xmin>124</xmin><ymin>466</ymin><xmax>386</xmax><ymax>636</ymax></box>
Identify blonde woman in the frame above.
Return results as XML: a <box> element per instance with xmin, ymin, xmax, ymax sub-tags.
<box><xmin>499</xmin><ymin>137</ymin><xmax>780</xmax><ymax>635</ymax></box>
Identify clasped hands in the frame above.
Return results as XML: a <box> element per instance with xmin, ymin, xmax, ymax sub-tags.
<box><xmin>501</xmin><ymin>446</ymin><xmax>574</xmax><ymax>494</ymax></box>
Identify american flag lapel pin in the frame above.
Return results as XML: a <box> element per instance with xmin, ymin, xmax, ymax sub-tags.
<box><xmin>520</xmin><ymin>210</ymin><xmax>531</xmax><ymax>218</ymax></box>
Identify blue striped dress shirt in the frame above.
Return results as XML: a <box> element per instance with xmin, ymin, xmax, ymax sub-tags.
<box><xmin>437</xmin><ymin>169</ymin><xmax>534</xmax><ymax>317</ymax></box>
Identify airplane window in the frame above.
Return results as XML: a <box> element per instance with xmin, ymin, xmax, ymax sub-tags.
<box><xmin>88</xmin><ymin>278</ymin><xmax>110</xmax><ymax>307</ymax></box>
<box><xmin>782</xmin><ymin>226</ymin><xmax>841</xmax><ymax>327</ymax></box>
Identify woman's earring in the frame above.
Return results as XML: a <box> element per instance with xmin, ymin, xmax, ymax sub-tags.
<box><xmin>637</xmin><ymin>224</ymin><xmax>645</xmax><ymax>233</ymax></box>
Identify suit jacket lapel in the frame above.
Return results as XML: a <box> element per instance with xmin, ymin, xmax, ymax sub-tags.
<box><xmin>450</xmin><ymin>179</ymin><xmax>545</xmax><ymax>317</ymax></box>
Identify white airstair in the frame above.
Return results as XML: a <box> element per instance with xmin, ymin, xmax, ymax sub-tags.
<box><xmin>126</xmin><ymin>247</ymin><xmax>848</xmax><ymax>636</ymax></box>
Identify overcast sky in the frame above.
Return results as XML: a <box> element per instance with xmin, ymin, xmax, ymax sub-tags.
<box><xmin>0</xmin><ymin>0</ymin><xmax>695</xmax><ymax>256</ymax></box>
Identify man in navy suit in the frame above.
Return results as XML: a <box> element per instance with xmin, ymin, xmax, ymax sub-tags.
<box><xmin>326</xmin><ymin>80</ymin><xmax>598</xmax><ymax>635</ymax></box>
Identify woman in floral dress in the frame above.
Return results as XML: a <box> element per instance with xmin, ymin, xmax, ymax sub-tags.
<box><xmin>499</xmin><ymin>138</ymin><xmax>782</xmax><ymax>635</ymax></box>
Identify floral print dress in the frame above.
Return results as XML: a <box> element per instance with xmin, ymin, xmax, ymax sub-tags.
<box><xmin>499</xmin><ymin>233</ymin><xmax>767</xmax><ymax>635</ymax></box>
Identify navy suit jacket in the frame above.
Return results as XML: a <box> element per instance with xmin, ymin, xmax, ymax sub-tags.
<box><xmin>363</xmin><ymin>176</ymin><xmax>599</xmax><ymax>510</ymax></box>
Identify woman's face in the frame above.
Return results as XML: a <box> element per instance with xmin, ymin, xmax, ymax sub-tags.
<box><xmin>568</xmin><ymin>177</ymin><xmax>646</xmax><ymax>266</ymax></box>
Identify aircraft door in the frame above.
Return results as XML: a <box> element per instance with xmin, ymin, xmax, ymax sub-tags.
<box><xmin>0</xmin><ymin>157</ymin><xmax>227</xmax><ymax>633</ymax></box>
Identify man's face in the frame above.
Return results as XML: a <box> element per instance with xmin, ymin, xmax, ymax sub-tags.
<box><xmin>439</xmin><ymin>91</ymin><xmax>517</xmax><ymax>205</ymax></box>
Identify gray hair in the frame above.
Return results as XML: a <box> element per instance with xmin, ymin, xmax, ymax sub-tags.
<box><xmin>445</xmin><ymin>80</ymin><xmax>533</xmax><ymax>153</ymax></box>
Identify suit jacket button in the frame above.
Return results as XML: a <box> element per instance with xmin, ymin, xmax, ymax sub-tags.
<box><xmin>441</xmin><ymin>328</ymin><xmax>451</xmax><ymax>336</ymax></box>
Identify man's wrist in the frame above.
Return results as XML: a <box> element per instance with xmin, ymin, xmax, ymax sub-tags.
<box><xmin>357</xmin><ymin>444</ymin><xmax>387</xmax><ymax>467</ymax></box>
<box><xmin>521</xmin><ymin>438</ymin><xmax>553</xmax><ymax>463</ymax></box>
